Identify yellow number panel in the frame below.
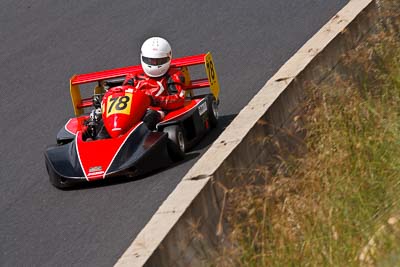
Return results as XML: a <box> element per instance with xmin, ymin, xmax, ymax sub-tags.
<box><xmin>106</xmin><ymin>93</ymin><xmax>132</xmax><ymax>117</ymax></box>
<box><xmin>204</xmin><ymin>53</ymin><xmax>220</xmax><ymax>100</ymax></box>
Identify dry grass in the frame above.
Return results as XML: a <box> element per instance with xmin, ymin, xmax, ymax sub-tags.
<box><xmin>215</xmin><ymin>1</ymin><xmax>400</xmax><ymax>266</ymax></box>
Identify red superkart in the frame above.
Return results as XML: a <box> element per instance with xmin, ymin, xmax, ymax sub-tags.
<box><xmin>45</xmin><ymin>53</ymin><xmax>220</xmax><ymax>189</ymax></box>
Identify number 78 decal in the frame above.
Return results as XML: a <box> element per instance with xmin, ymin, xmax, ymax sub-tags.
<box><xmin>106</xmin><ymin>93</ymin><xmax>132</xmax><ymax>117</ymax></box>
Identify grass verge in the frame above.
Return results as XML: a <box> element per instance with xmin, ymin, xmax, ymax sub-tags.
<box><xmin>216</xmin><ymin>1</ymin><xmax>400</xmax><ymax>266</ymax></box>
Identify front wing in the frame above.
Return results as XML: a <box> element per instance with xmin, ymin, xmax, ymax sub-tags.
<box><xmin>45</xmin><ymin>123</ymin><xmax>171</xmax><ymax>187</ymax></box>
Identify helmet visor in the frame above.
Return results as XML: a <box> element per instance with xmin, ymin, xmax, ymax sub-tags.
<box><xmin>142</xmin><ymin>56</ymin><xmax>170</xmax><ymax>66</ymax></box>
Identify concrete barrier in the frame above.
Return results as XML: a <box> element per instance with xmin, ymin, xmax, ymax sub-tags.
<box><xmin>115</xmin><ymin>0</ymin><xmax>378</xmax><ymax>266</ymax></box>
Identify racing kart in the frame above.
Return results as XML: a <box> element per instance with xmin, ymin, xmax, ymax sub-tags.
<box><xmin>45</xmin><ymin>53</ymin><xmax>220</xmax><ymax>189</ymax></box>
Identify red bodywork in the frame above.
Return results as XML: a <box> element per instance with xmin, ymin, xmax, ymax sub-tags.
<box><xmin>64</xmin><ymin>85</ymin><xmax>203</xmax><ymax>181</ymax></box>
<box><xmin>56</xmin><ymin>53</ymin><xmax>219</xmax><ymax>182</ymax></box>
<box><xmin>75</xmin><ymin>126</ymin><xmax>138</xmax><ymax>180</ymax></box>
<box><xmin>69</xmin><ymin>87</ymin><xmax>150</xmax><ymax>180</ymax></box>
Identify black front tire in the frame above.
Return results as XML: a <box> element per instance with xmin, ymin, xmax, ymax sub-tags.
<box><xmin>207</xmin><ymin>96</ymin><xmax>219</xmax><ymax>128</ymax></box>
<box><xmin>163</xmin><ymin>125</ymin><xmax>186</xmax><ymax>161</ymax></box>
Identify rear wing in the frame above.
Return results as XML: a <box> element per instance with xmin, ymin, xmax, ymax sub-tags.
<box><xmin>70</xmin><ymin>52</ymin><xmax>220</xmax><ymax>116</ymax></box>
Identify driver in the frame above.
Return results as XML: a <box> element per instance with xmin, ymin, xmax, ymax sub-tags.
<box><xmin>123</xmin><ymin>37</ymin><xmax>186</xmax><ymax>130</ymax></box>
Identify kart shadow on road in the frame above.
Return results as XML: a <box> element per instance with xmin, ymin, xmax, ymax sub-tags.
<box><xmin>191</xmin><ymin>113</ymin><xmax>237</xmax><ymax>152</ymax></box>
<box><xmin>56</xmin><ymin>114</ymin><xmax>237</xmax><ymax>191</ymax></box>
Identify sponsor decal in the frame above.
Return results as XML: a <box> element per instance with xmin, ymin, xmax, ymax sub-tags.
<box><xmin>198</xmin><ymin>102</ymin><xmax>207</xmax><ymax>116</ymax></box>
<box><xmin>89</xmin><ymin>166</ymin><xmax>103</xmax><ymax>173</ymax></box>
<box><xmin>88</xmin><ymin>166</ymin><xmax>104</xmax><ymax>177</ymax></box>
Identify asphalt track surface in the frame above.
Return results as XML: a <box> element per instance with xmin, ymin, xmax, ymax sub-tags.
<box><xmin>0</xmin><ymin>1</ymin><xmax>348</xmax><ymax>266</ymax></box>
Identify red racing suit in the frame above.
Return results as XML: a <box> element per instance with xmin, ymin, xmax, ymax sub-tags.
<box><xmin>123</xmin><ymin>68</ymin><xmax>186</xmax><ymax>111</ymax></box>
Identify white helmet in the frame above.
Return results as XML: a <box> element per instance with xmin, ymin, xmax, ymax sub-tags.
<box><xmin>140</xmin><ymin>37</ymin><xmax>172</xmax><ymax>77</ymax></box>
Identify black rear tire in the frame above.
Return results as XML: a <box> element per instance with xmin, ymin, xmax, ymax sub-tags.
<box><xmin>163</xmin><ymin>125</ymin><xmax>186</xmax><ymax>161</ymax></box>
<box><xmin>207</xmin><ymin>96</ymin><xmax>219</xmax><ymax>128</ymax></box>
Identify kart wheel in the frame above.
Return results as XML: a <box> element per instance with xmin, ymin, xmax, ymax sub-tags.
<box><xmin>163</xmin><ymin>125</ymin><xmax>186</xmax><ymax>161</ymax></box>
<box><xmin>207</xmin><ymin>97</ymin><xmax>219</xmax><ymax>128</ymax></box>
